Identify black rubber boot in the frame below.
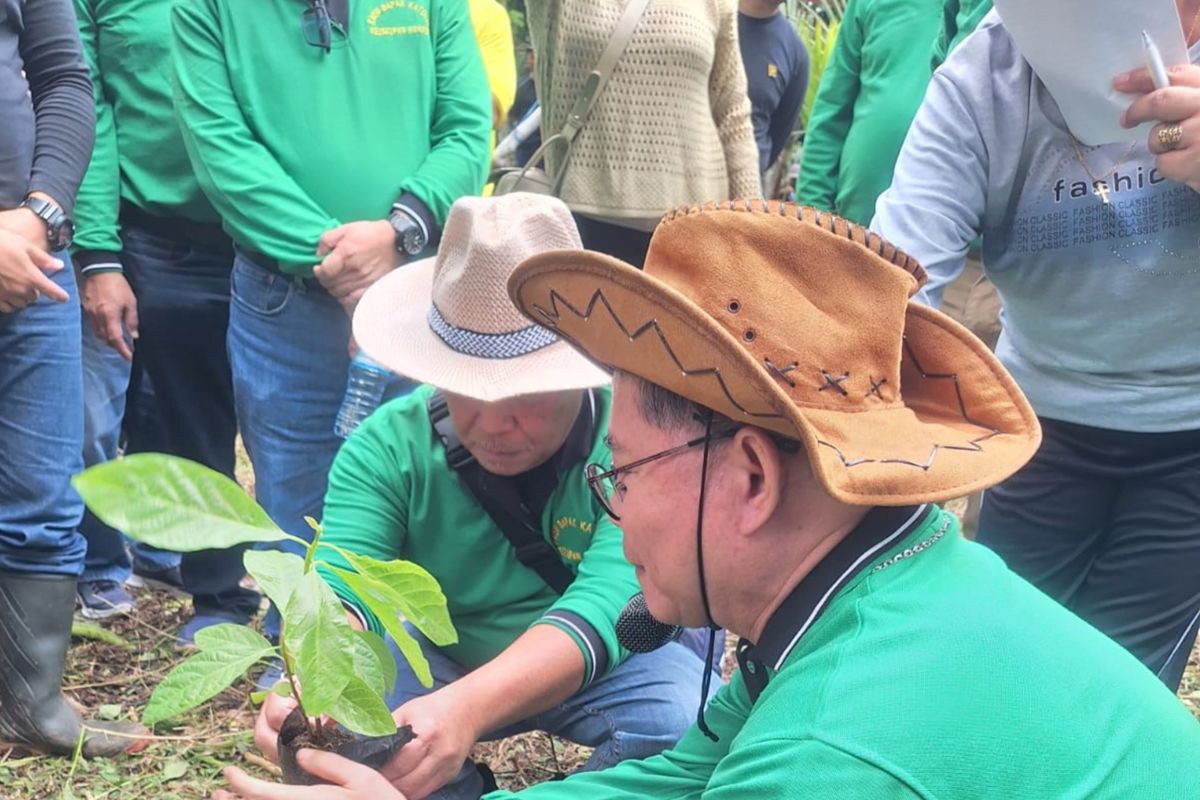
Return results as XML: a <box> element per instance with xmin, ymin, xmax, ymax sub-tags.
<box><xmin>0</xmin><ymin>571</ymin><xmax>146</xmax><ymax>757</ymax></box>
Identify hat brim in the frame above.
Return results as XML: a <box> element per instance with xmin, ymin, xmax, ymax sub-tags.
<box><xmin>354</xmin><ymin>258</ymin><xmax>610</xmax><ymax>402</ymax></box>
<box><xmin>509</xmin><ymin>249</ymin><xmax>1041</xmax><ymax>505</ymax></box>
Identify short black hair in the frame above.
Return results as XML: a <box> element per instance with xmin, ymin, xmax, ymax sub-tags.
<box><xmin>620</xmin><ymin>372</ymin><xmax>803</xmax><ymax>454</ymax></box>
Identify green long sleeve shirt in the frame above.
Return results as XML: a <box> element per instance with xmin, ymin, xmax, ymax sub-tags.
<box><xmin>795</xmin><ymin>0</ymin><xmax>942</xmax><ymax>226</ymax></box>
<box><xmin>318</xmin><ymin>386</ymin><xmax>639</xmax><ymax>687</ymax></box>
<box><xmin>170</xmin><ymin>0</ymin><xmax>491</xmax><ymax>274</ymax></box>
<box><xmin>71</xmin><ymin>0</ymin><xmax>219</xmax><ymax>265</ymax></box>
<box><xmin>488</xmin><ymin>505</ymin><xmax>1200</xmax><ymax>799</ymax></box>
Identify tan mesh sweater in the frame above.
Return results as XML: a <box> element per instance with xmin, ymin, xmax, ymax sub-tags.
<box><xmin>526</xmin><ymin>0</ymin><xmax>761</xmax><ymax>222</ymax></box>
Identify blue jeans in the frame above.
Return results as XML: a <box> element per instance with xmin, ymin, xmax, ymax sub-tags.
<box><xmin>229</xmin><ymin>254</ymin><xmax>412</xmax><ymax>636</ymax></box>
<box><xmin>0</xmin><ymin>257</ymin><xmax>86</xmax><ymax>576</ymax></box>
<box><xmin>78</xmin><ymin>318</ymin><xmax>178</xmax><ymax>583</ymax></box>
<box><xmin>385</xmin><ymin>624</ymin><xmax>723</xmax><ymax>800</ymax></box>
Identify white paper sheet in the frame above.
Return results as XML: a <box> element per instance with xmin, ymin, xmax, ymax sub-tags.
<box><xmin>992</xmin><ymin>0</ymin><xmax>1189</xmax><ymax>145</ymax></box>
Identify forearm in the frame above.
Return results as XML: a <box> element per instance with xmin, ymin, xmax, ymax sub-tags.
<box><xmin>443</xmin><ymin>625</ymin><xmax>583</xmax><ymax>737</ymax></box>
<box><xmin>22</xmin><ymin>0</ymin><xmax>96</xmax><ymax>216</ymax></box>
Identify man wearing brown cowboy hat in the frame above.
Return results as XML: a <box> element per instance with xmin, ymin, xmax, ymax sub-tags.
<box><xmin>489</xmin><ymin>202</ymin><xmax>1199</xmax><ymax>798</ymax></box>
<box><xmin>217</xmin><ymin>201</ymin><xmax>1200</xmax><ymax>800</ymax></box>
<box><xmin>239</xmin><ymin>193</ymin><xmax>719</xmax><ymax>800</ymax></box>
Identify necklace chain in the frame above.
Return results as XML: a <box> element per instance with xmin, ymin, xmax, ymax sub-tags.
<box><xmin>1068</xmin><ymin>137</ymin><xmax>1139</xmax><ymax>204</ymax></box>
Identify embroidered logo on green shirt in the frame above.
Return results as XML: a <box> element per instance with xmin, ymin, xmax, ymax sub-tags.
<box><xmin>551</xmin><ymin>516</ymin><xmax>594</xmax><ymax>563</ymax></box>
<box><xmin>366</xmin><ymin>0</ymin><xmax>429</xmax><ymax>36</ymax></box>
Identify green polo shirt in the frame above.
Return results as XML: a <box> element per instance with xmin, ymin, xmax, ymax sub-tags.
<box><xmin>319</xmin><ymin>385</ymin><xmax>637</xmax><ymax>687</ymax></box>
<box><xmin>489</xmin><ymin>504</ymin><xmax>1200</xmax><ymax>799</ymax></box>
<box><xmin>71</xmin><ymin>0</ymin><xmax>219</xmax><ymax>264</ymax></box>
<box><xmin>170</xmin><ymin>0</ymin><xmax>491</xmax><ymax>273</ymax></box>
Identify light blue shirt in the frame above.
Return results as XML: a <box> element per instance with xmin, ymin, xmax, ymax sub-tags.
<box><xmin>873</xmin><ymin>14</ymin><xmax>1200</xmax><ymax>432</ymax></box>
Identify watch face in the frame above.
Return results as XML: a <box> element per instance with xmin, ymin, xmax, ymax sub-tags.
<box><xmin>403</xmin><ymin>227</ymin><xmax>425</xmax><ymax>256</ymax></box>
<box><xmin>53</xmin><ymin>218</ymin><xmax>75</xmax><ymax>251</ymax></box>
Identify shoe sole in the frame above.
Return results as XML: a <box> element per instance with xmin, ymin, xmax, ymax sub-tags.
<box><xmin>126</xmin><ymin>574</ymin><xmax>190</xmax><ymax>598</ymax></box>
<box><xmin>77</xmin><ymin>602</ymin><xmax>135</xmax><ymax>621</ymax></box>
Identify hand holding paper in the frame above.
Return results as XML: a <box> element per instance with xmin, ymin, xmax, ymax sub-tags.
<box><xmin>992</xmin><ymin>0</ymin><xmax>1189</xmax><ymax>144</ymax></box>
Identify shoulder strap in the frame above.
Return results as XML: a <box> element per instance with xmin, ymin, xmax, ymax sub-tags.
<box><xmin>428</xmin><ymin>391</ymin><xmax>575</xmax><ymax>595</ymax></box>
<box><xmin>559</xmin><ymin>0</ymin><xmax>653</xmax><ymax>143</ymax></box>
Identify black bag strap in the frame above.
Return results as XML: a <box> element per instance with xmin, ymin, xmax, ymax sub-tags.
<box><xmin>428</xmin><ymin>391</ymin><xmax>575</xmax><ymax>595</ymax></box>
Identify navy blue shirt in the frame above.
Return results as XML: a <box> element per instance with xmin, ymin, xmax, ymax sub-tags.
<box><xmin>738</xmin><ymin>10</ymin><xmax>809</xmax><ymax>177</ymax></box>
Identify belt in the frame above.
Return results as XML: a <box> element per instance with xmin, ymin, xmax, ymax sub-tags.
<box><xmin>120</xmin><ymin>203</ymin><xmax>231</xmax><ymax>250</ymax></box>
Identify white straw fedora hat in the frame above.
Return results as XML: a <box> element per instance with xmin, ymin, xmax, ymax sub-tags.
<box><xmin>353</xmin><ymin>193</ymin><xmax>610</xmax><ymax>401</ymax></box>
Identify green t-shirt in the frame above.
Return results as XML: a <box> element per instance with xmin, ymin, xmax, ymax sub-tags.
<box><xmin>170</xmin><ymin>0</ymin><xmax>492</xmax><ymax>273</ymax></box>
<box><xmin>72</xmin><ymin>0</ymin><xmax>219</xmax><ymax>259</ymax></box>
<box><xmin>488</xmin><ymin>505</ymin><xmax>1200</xmax><ymax>798</ymax></box>
<box><xmin>319</xmin><ymin>386</ymin><xmax>638</xmax><ymax>687</ymax></box>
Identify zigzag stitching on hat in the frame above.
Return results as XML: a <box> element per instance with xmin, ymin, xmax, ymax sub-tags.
<box><xmin>661</xmin><ymin>201</ymin><xmax>927</xmax><ymax>285</ymax></box>
<box><xmin>531</xmin><ymin>288</ymin><xmax>785</xmax><ymax>421</ymax></box>
<box><xmin>815</xmin><ymin>338</ymin><xmax>1000</xmax><ymax>471</ymax></box>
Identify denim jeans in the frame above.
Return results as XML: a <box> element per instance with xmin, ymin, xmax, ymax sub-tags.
<box><xmin>384</xmin><ymin>624</ymin><xmax>723</xmax><ymax>800</ymax></box>
<box><xmin>229</xmin><ymin>254</ymin><xmax>413</xmax><ymax>636</ymax></box>
<box><xmin>119</xmin><ymin>221</ymin><xmax>259</xmax><ymax>622</ymax></box>
<box><xmin>0</xmin><ymin>256</ymin><xmax>87</xmax><ymax>576</ymax></box>
<box><xmin>78</xmin><ymin>319</ymin><xmax>178</xmax><ymax>583</ymax></box>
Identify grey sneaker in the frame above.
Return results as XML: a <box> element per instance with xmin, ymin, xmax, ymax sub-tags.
<box><xmin>76</xmin><ymin>580</ymin><xmax>136</xmax><ymax>621</ymax></box>
<box><xmin>127</xmin><ymin>563</ymin><xmax>187</xmax><ymax>597</ymax></box>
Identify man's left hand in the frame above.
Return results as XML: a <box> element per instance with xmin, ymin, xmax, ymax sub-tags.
<box><xmin>1118</xmin><ymin>64</ymin><xmax>1200</xmax><ymax>192</ymax></box>
<box><xmin>379</xmin><ymin>689</ymin><xmax>483</xmax><ymax>800</ymax></box>
<box><xmin>0</xmin><ymin>207</ymin><xmax>49</xmax><ymax>251</ymax></box>
<box><xmin>213</xmin><ymin>750</ymin><xmax>407</xmax><ymax>800</ymax></box>
<box><xmin>313</xmin><ymin>220</ymin><xmax>400</xmax><ymax>314</ymax></box>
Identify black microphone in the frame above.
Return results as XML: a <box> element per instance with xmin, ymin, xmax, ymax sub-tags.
<box><xmin>615</xmin><ymin>592</ymin><xmax>683</xmax><ymax>653</ymax></box>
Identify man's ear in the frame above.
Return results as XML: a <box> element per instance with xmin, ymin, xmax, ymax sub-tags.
<box><xmin>725</xmin><ymin>428</ymin><xmax>785</xmax><ymax>537</ymax></box>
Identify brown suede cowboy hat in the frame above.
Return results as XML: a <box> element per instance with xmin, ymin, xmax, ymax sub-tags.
<box><xmin>508</xmin><ymin>201</ymin><xmax>1041</xmax><ymax>506</ymax></box>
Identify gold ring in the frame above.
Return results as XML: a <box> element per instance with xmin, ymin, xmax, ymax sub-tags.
<box><xmin>1157</xmin><ymin>123</ymin><xmax>1184</xmax><ymax>151</ymax></box>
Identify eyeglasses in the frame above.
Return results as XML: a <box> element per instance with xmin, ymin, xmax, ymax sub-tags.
<box><xmin>585</xmin><ymin>429</ymin><xmax>734</xmax><ymax>521</ymax></box>
<box><xmin>302</xmin><ymin>0</ymin><xmax>346</xmax><ymax>54</ymax></box>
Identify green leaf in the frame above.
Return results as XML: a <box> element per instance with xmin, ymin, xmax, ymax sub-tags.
<box><xmin>71</xmin><ymin>621</ymin><xmax>131</xmax><ymax>649</ymax></box>
<box><xmin>194</xmin><ymin>623</ymin><xmax>275</xmax><ymax>658</ymax></box>
<box><xmin>351</xmin><ymin>630</ymin><xmax>395</xmax><ymax>700</ymax></box>
<box><xmin>330</xmin><ymin>555</ymin><xmax>457</xmax><ymax>646</ymax></box>
<box><xmin>73</xmin><ymin>454</ymin><xmax>286</xmax><ymax>551</ymax></box>
<box><xmin>325</xmin><ymin>675</ymin><xmax>396</xmax><ymax>737</ymax></box>
<box><xmin>95</xmin><ymin>704</ymin><xmax>122</xmax><ymax>721</ymax></box>
<box><xmin>161</xmin><ymin>758</ymin><xmax>189</xmax><ymax>781</ymax></box>
<box><xmin>285</xmin><ymin>570</ymin><xmax>354</xmax><ymax>717</ymax></box>
<box><xmin>143</xmin><ymin>639</ymin><xmax>274</xmax><ymax>725</ymax></box>
<box><xmin>326</xmin><ymin>566</ymin><xmax>438</xmax><ymax>688</ymax></box>
<box><xmin>244</xmin><ymin>550</ymin><xmax>306</xmax><ymax>614</ymax></box>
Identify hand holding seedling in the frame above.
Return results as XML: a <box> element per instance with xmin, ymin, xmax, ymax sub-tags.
<box><xmin>214</xmin><ymin>749</ymin><xmax>407</xmax><ymax>799</ymax></box>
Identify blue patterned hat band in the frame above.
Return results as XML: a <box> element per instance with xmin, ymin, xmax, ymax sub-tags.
<box><xmin>427</xmin><ymin>303</ymin><xmax>560</xmax><ymax>360</ymax></box>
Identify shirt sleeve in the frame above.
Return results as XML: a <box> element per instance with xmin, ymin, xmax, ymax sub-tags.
<box><xmin>711</xmin><ymin>0</ymin><xmax>762</xmax><ymax>200</ymax></box>
<box><xmin>871</xmin><ymin>69</ymin><xmax>986</xmax><ymax>307</ymax></box>
<box><xmin>482</xmin><ymin>676</ymin><xmax>752</xmax><ymax>800</ymax></box>
<box><xmin>534</xmin><ymin>511</ymin><xmax>639</xmax><ymax>687</ymax></box>
<box><xmin>316</xmin><ymin>412</ymin><xmax>412</xmax><ymax>635</ymax></box>
<box><xmin>396</xmin><ymin>0</ymin><xmax>492</xmax><ymax>227</ymax></box>
<box><xmin>766</xmin><ymin>35</ymin><xmax>809</xmax><ymax>168</ymax></box>
<box><xmin>70</xmin><ymin>0</ymin><xmax>122</xmax><ymax>265</ymax></box>
<box><xmin>170</xmin><ymin>0</ymin><xmax>339</xmax><ymax>271</ymax></box>
<box><xmin>794</xmin><ymin>0</ymin><xmax>864</xmax><ymax>216</ymax></box>
<box><xmin>20</xmin><ymin>0</ymin><xmax>95</xmax><ymax>217</ymax></box>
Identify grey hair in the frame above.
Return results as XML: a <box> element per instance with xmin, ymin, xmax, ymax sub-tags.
<box><xmin>618</xmin><ymin>372</ymin><xmax>802</xmax><ymax>454</ymax></box>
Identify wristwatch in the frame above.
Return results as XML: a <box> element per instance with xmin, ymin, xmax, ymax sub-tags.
<box><xmin>388</xmin><ymin>205</ymin><xmax>427</xmax><ymax>257</ymax></box>
<box><xmin>21</xmin><ymin>196</ymin><xmax>74</xmax><ymax>251</ymax></box>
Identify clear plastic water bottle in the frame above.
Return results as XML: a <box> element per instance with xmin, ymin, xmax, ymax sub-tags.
<box><xmin>334</xmin><ymin>354</ymin><xmax>391</xmax><ymax>438</ymax></box>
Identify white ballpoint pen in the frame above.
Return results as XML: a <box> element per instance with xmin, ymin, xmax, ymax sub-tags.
<box><xmin>1143</xmin><ymin>29</ymin><xmax>1172</xmax><ymax>89</ymax></box>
